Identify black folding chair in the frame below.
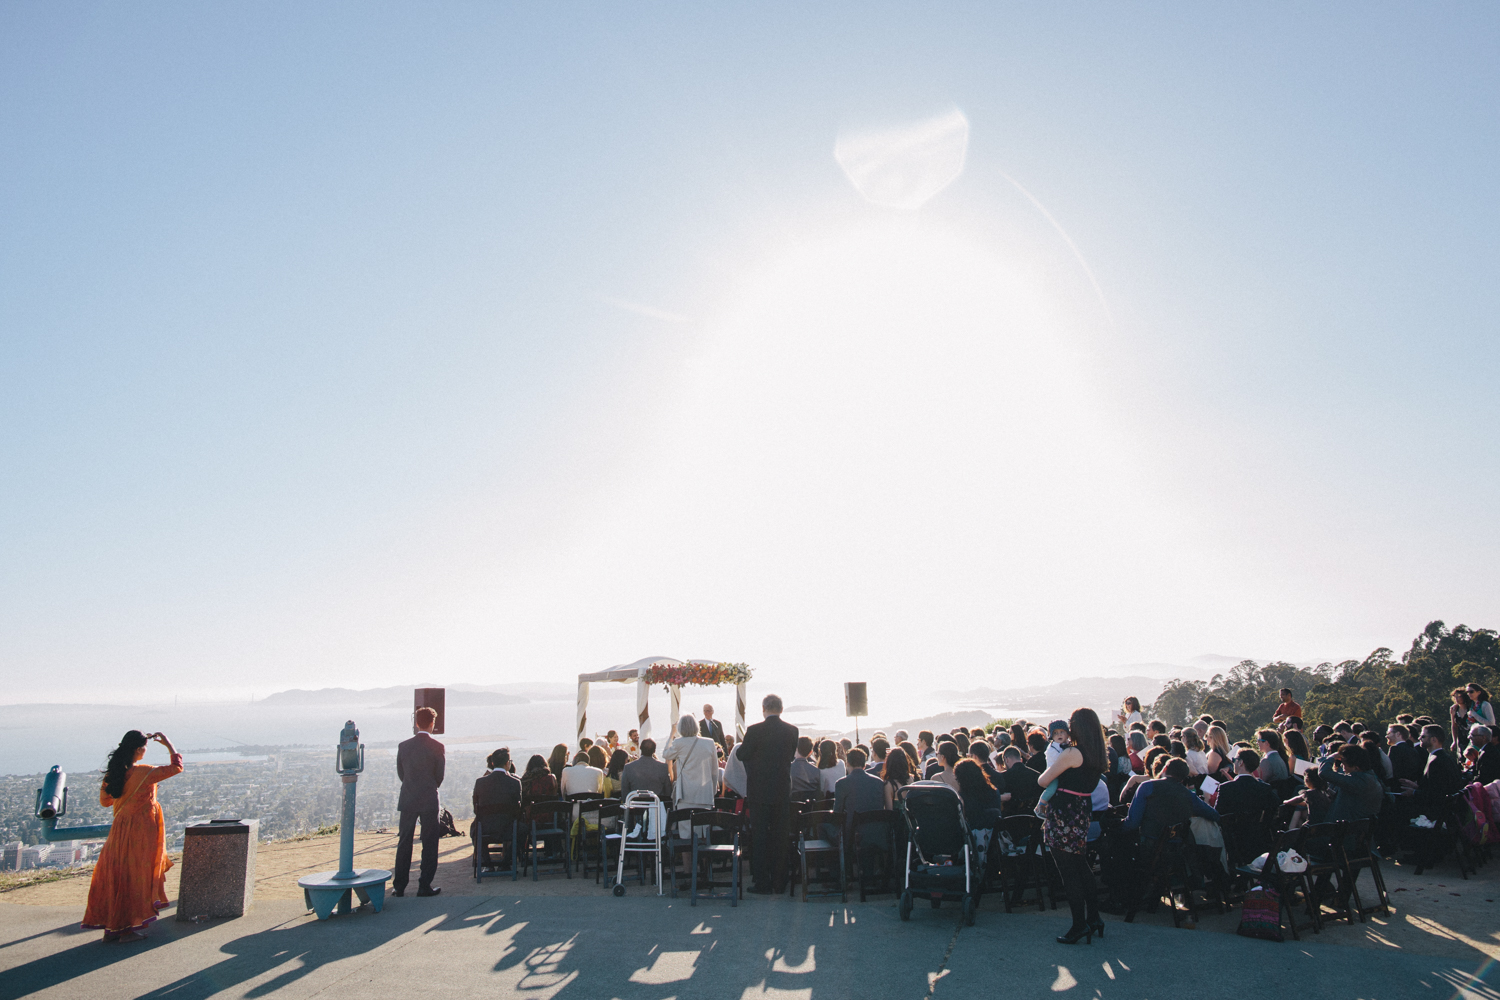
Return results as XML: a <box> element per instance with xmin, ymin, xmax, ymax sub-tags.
<box><xmin>575</xmin><ymin>800</ymin><xmax>620</xmax><ymax>883</ymax></box>
<box><xmin>690</xmin><ymin>811</ymin><xmax>745</xmax><ymax>906</ymax></box>
<box><xmin>666</xmin><ymin>807</ymin><xmax>710</xmax><ymax>898</ymax></box>
<box><xmin>1124</xmin><ymin>823</ymin><xmax>1199</xmax><ymax>927</ymax></box>
<box><xmin>526</xmin><ymin>800</ymin><xmax>573</xmax><ymax>880</ymax></box>
<box><xmin>993</xmin><ymin>815</ymin><xmax>1048</xmax><ymax>912</ymax></box>
<box><xmin>472</xmin><ymin>809</ymin><xmax>520</xmax><ymax>882</ymax></box>
<box><xmin>796</xmin><ymin>809</ymin><xmax>844</xmax><ymax>902</ymax></box>
<box><xmin>847</xmin><ymin>809</ymin><xmax>897</xmax><ymax>901</ymax></box>
<box><xmin>1234</xmin><ymin>825</ymin><xmax>1315</xmax><ymax>940</ymax></box>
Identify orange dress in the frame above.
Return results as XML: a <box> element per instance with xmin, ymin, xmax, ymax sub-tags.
<box><xmin>81</xmin><ymin>755</ymin><xmax>183</xmax><ymax>932</ymax></box>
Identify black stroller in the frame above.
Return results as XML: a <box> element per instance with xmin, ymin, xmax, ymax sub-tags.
<box><xmin>897</xmin><ymin>782</ymin><xmax>980</xmax><ymax>925</ymax></box>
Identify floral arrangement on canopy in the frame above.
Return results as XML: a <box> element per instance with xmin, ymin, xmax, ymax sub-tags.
<box><xmin>642</xmin><ymin>662</ymin><xmax>751</xmax><ymax>688</ymax></box>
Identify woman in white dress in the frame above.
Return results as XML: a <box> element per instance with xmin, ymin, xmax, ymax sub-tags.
<box><xmin>664</xmin><ymin>715</ymin><xmax>719</xmax><ymax>835</ymax></box>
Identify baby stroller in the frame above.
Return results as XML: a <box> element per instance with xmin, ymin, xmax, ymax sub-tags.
<box><xmin>897</xmin><ymin>782</ymin><xmax>979</xmax><ymax>925</ymax></box>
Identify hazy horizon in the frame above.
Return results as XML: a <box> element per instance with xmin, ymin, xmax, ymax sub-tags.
<box><xmin>3</xmin><ymin>8</ymin><xmax>1496</xmax><ymax>706</ymax></box>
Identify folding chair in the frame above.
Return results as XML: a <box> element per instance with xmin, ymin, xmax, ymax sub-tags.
<box><xmin>1124</xmin><ymin>823</ymin><xmax>1199</xmax><ymax>927</ymax></box>
<box><xmin>576</xmin><ymin>800</ymin><xmax>619</xmax><ymax>883</ymax></box>
<box><xmin>1234</xmin><ymin>825</ymin><xmax>1315</xmax><ymax>940</ymax></box>
<box><xmin>690</xmin><ymin>811</ymin><xmax>745</xmax><ymax>906</ymax></box>
<box><xmin>526</xmin><ymin>800</ymin><xmax>573</xmax><ymax>880</ymax></box>
<box><xmin>472</xmin><ymin>809</ymin><xmax>520</xmax><ymax>882</ymax></box>
<box><xmin>847</xmin><ymin>809</ymin><xmax>898</xmax><ymax>901</ymax></box>
<box><xmin>796</xmin><ymin>809</ymin><xmax>844</xmax><ymax>902</ymax></box>
<box><xmin>666</xmin><ymin>807</ymin><xmax>710</xmax><ymax>898</ymax></box>
<box><xmin>993</xmin><ymin>815</ymin><xmax>1048</xmax><ymax>912</ymax></box>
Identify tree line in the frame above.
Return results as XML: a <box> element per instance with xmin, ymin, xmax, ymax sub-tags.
<box><xmin>1147</xmin><ymin>620</ymin><xmax>1499</xmax><ymax>733</ymax></box>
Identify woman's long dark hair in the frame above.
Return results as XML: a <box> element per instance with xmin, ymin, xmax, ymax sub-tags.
<box><xmin>953</xmin><ymin>758</ymin><xmax>994</xmax><ymax>797</ymax></box>
<box><xmin>607</xmin><ymin>749</ymin><xmax>628</xmax><ymax>779</ymax></box>
<box><xmin>104</xmin><ymin>730</ymin><xmax>149</xmax><ymax>799</ymax></box>
<box><xmin>524</xmin><ymin>754</ymin><xmax>549</xmax><ymax>777</ymax></box>
<box><xmin>817</xmin><ymin>740</ymin><xmax>837</xmax><ymax>769</ymax></box>
<box><xmin>547</xmin><ymin>744</ymin><xmax>568</xmax><ymax>778</ymax></box>
<box><xmin>882</xmin><ymin>747</ymin><xmax>913</xmax><ymax>787</ymax></box>
<box><xmin>1069</xmin><ymin>708</ymin><xmax>1107</xmax><ymax>773</ymax></box>
<box><xmin>1284</xmin><ymin>729</ymin><xmax>1311</xmax><ymax>762</ymax></box>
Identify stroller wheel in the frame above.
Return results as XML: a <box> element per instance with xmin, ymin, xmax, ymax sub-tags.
<box><xmin>962</xmin><ymin>895</ymin><xmax>976</xmax><ymax>926</ymax></box>
<box><xmin>613</xmin><ymin>884</ymin><xmax>625</xmax><ymax>897</ymax></box>
<box><xmin>899</xmin><ymin>891</ymin><xmax>913</xmax><ymax>921</ymax></box>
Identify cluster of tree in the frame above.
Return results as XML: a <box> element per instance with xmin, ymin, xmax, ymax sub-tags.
<box><xmin>1147</xmin><ymin>620</ymin><xmax>1499</xmax><ymax>733</ymax></box>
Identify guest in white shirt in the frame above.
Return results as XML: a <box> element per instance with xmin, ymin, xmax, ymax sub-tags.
<box><xmin>560</xmin><ymin>752</ymin><xmax>603</xmax><ymax>797</ymax></box>
<box><xmin>817</xmin><ymin>740</ymin><xmax>846</xmax><ymax>795</ymax></box>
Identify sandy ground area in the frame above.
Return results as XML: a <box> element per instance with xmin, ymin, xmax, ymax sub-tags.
<box><xmin>4</xmin><ymin>830</ymin><xmax>1497</xmax><ymax>962</ymax></box>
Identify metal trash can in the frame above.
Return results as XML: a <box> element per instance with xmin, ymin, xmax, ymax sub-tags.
<box><xmin>178</xmin><ymin>819</ymin><xmax>258</xmax><ymax>920</ymax></box>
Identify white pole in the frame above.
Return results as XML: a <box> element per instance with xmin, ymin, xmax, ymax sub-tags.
<box><xmin>637</xmin><ymin>677</ymin><xmax>652</xmax><ymax>741</ymax></box>
<box><xmin>576</xmin><ymin>680</ymin><xmax>590</xmax><ymax>743</ymax></box>
<box><xmin>669</xmin><ymin>684</ymin><xmax>681</xmax><ymax>730</ymax></box>
<box><xmin>735</xmin><ymin>682</ymin><xmax>747</xmax><ymax>741</ymax></box>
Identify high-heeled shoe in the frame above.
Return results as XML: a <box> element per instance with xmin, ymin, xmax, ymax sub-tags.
<box><xmin>1056</xmin><ymin>923</ymin><xmax>1094</xmax><ymax>945</ymax></box>
<box><xmin>1089</xmin><ymin>918</ymin><xmax>1106</xmax><ymax>939</ymax></box>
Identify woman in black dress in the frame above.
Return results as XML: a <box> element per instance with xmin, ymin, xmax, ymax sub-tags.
<box><xmin>1037</xmin><ymin>707</ymin><xmax>1106</xmax><ymax>944</ymax></box>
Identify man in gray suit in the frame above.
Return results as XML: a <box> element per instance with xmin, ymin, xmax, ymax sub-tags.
<box><xmin>619</xmin><ymin>738</ymin><xmax>673</xmax><ymax>803</ymax></box>
<box><xmin>394</xmin><ymin>706</ymin><xmax>446</xmax><ymax>897</ymax></box>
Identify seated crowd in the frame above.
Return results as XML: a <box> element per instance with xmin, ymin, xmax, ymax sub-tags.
<box><xmin>468</xmin><ymin>683</ymin><xmax>1498</xmax><ymax>941</ymax></box>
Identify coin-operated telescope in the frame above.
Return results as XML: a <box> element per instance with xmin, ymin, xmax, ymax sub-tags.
<box><xmin>297</xmin><ymin>720</ymin><xmax>392</xmax><ymax>920</ymax></box>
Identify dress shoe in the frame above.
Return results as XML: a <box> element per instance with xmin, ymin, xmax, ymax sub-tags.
<box><xmin>1089</xmin><ymin>919</ymin><xmax>1106</xmax><ymax>939</ymax></box>
<box><xmin>391</xmin><ymin>888</ymin><xmax>405</xmax><ymax>897</ymax></box>
<box><xmin>416</xmin><ymin>886</ymin><xmax>442</xmax><ymax>897</ymax></box>
<box><xmin>1056</xmin><ymin>923</ymin><xmax>1093</xmax><ymax>945</ymax></box>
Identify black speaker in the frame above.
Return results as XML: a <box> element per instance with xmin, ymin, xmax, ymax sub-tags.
<box><xmin>414</xmin><ymin>687</ymin><xmax>446</xmax><ymax>735</ymax></box>
<box><xmin>844</xmin><ymin>682</ymin><xmax>867</xmax><ymax>718</ymax></box>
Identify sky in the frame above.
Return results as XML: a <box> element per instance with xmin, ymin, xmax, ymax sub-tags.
<box><xmin>2</xmin><ymin>5</ymin><xmax>1497</xmax><ymax>706</ymax></box>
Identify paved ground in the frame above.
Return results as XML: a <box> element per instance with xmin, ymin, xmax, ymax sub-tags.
<box><xmin>3</xmin><ymin>832</ymin><xmax>1498</xmax><ymax>999</ymax></box>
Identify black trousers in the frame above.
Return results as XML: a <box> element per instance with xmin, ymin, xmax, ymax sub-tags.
<box><xmin>747</xmin><ymin>797</ymin><xmax>790</xmax><ymax>891</ymax></box>
<box><xmin>395</xmin><ymin>807</ymin><xmax>439</xmax><ymax>891</ymax></box>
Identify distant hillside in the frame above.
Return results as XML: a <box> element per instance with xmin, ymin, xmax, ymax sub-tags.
<box><xmin>261</xmin><ymin>686</ymin><xmax>531</xmax><ymax>707</ymax></box>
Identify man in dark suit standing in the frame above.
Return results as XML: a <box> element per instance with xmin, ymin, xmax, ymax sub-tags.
<box><xmin>735</xmin><ymin>693</ymin><xmax>798</xmax><ymax>894</ymax></box>
<box><xmin>1386</xmin><ymin>724</ymin><xmax>1425</xmax><ymax>785</ymax></box>
<box><xmin>699</xmin><ymin>703</ymin><xmax>727</xmax><ymax>750</ymax></box>
<box><xmin>395</xmin><ymin>706</ymin><xmax>446</xmax><ymax>897</ymax></box>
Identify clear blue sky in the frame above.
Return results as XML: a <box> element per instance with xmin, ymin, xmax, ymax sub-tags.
<box><xmin>2</xmin><ymin>5</ymin><xmax>1496</xmax><ymax>704</ymax></box>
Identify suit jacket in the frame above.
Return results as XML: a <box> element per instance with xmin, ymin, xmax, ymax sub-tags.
<box><xmin>699</xmin><ymin>717</ymin><xmax>727</xmax><ymax>749</ymax></box>
<box><xmin>472</xmin><ymin>769</ymin><xmax>522</xmax><ymax>820</ymax></box>
<box><xmin>1002</xmin><ymin>762</ymin><xmax>1041</xmax><ymax>814</ymax></box>
<box><xmin>1388</xmin><ymin>741</ymin><xmax>1425</xmax><ymax>784</ymax></box>
<box><xmin>834</xmin><ymin>766</ymin><xmax>887</xmax><ymax>818</ymax></box>
<box><xmin>1473</xmin><ymin>743</ymin><xmax>1500</xmax><ymax>785</ymax></box>
<box><xmin>735</xmin><ymin>715</ymin><xmax>799</xmax><ymax>802</ymax></box>
<box><xmin>790</xmin><ymin>757</ymin><xmax>822</xmax><ymax>798</ymax></box>
<box><xmin>1416</xmin><ymin>748</ymin><xmax>1464</xmax><ymax>817</ymax></box>
<box><xmin>397</xmin><ymin>732</ymin><xmax>446</xmax><ymax>813</ymax></box>
<box><xmin>1214</xmin><ymin>774</ymin><xmax>1279</xmax><ymax>818</ymax></box>
<box><xmin>619</xmin><ymin>755</ymin><xmax>673</xmax><ymax>803</ymax></box>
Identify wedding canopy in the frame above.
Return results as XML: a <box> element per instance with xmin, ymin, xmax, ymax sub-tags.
<box><xmin>576</xmin><ymin>657</ymin><xmax>751</xmax><ymax>743</ymax></box>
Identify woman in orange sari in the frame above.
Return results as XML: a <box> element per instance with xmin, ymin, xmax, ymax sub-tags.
<box><xmin>81</xmin><ymin>730</ymin><xmax>183</xmax><ymax>942</ymax></box>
